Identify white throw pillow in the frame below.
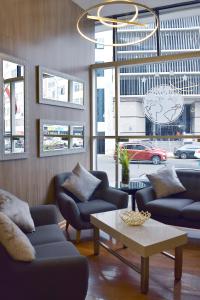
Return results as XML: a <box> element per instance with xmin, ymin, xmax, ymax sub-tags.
<box><xmin>0</xmin><ymin>189</ymin><xmax>35</xmax><ymax>233</ymax></box>
<box><xmin>146</xmin><ymin>166</ymin><xmax>186</xmax><ymax>198</ymax></box>
<box><xmin>62</xmin><ymin>163</ymin><xmax>101</xmax><ymax>202</ymax></box>
<box><xmin>0</xmin><ymin>212</ymin><xmax>35</xmax><ymax>262</ymax></box>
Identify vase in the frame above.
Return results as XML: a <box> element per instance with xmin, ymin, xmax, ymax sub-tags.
<box><xmin>121</xmin><ymin>165</ymin><xmax>130</xmax><ymax>186</ymax></box>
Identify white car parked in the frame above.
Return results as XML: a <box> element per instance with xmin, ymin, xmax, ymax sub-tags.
<box><xmin>194</xmin><ymin>149</ymin><xmax>200</xmax><ymax>159</ymax></box>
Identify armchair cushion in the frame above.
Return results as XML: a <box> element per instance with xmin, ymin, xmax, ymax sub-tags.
<box><xmin>146</xmin><ymin>198</ymin><xmax>194</xmax><ymax>218</ymax></box>
<box><xmin>35</xmin><ymin>241</ymin><xmax>80</xmax><ymax>259</ymax></box>
<box><xmin>27</xmin><ymin>224</ymin><xmax>66</xmax><ymax>246</ymax></box>
<box><xmin>77</xmin><ymin>200</ymin><xmax>117</xmax><ymax>222</ymax></box>
<box><xmin>62</xmin><ymin>163</ymin><xmax>101</xmax><ymax>202</ymax></box>
<box><xmin>0</xmin><ymin>189</ymin><xmax>35</xmax><ymax>233</ymax></box>
<box><xmin>181</xmin><ymin>202</ymin><xmax>200</xmax><ymax>221</ymax></box>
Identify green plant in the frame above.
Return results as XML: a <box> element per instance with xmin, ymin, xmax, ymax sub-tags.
<box><xmin>117</xmin><ymin>145</ymin><xmax>131</xmax><ymax>184</ymax></box>
<box><xmin>116</xmin><ymin>145</ymin><xmax>131</xmax><ymax>168</ymax></box>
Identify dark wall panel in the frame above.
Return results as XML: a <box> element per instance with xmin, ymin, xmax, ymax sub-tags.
<box><xmin>0</xmin><ymin>0</ymin><xmax>94</xmax><ymax>205</ymax></box>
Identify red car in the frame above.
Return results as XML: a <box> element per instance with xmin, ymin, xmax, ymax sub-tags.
<box><xmin>120</xmin><ymin>143</ymin><xmax>167</xmax><ymax>165</ymax></box>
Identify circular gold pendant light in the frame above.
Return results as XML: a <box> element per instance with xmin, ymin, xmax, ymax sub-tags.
<box><xmin>77</xmin><ymin>0</ymin><xmax>159</xmax><ymax>47</ymax></box>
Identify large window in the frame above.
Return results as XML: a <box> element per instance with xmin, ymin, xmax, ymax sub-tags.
<box><xmin>93</xmin><ymin>3</ymin><xmax>200</xmax><ymax>186</ymax></box>
<box><xmin>92</xmin><ymin>53</ymin><xmax>200</xmax><ymax>187</ymax></box>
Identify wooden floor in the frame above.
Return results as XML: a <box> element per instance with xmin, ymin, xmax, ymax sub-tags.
<box><xmin>66</xmin><ymin>226</ymin><xmax>200</xmax><ymax>300</ymax></box>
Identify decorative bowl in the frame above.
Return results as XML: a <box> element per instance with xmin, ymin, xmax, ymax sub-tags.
<box><xmin>120</xmin><ymin>210</ymin><xmax>151</xmax><ymax>226</ymax></box>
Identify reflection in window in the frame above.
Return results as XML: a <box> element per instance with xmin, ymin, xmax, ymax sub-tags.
<box><xmin>96</xmin><ymin>68</ymin><xmax>104</xmax><ymax>77</ymax></box>
<box><xmin>97</xmin><ymin>89</ymin><xmax>105</xmax><ymax>122</ymax></box>
<box><xmin>71</xmin><ymin>126</ymin><xmax>84</xmax><ymax>149</ymax></box>
<box><xmin>71</xmin><ymin>81</ymin><xmax>84</xmax><ymax>105</ymax></box>
<box><xmin>40</xmin><ymin>121</ymin><xmax>85</xmax><ymax>156</ymax></box>
<box><xmin>3</xmin><ymin>60</ymin><xmax>24</xmax><ymax>80</ymax></box>
<box><xmin>43</xmin><ymin>137</ymin><xmax>68</xmax><ymax>152</ymax></box>
<box><xmin>42</xmin><ymin>73</ymin><xmax>69</xmax><ymax>102</ymax></box>
<box><xmin>43</xmin><ymin>124</ymin><xmax>69</xmax><ymax>152</ymax></box>
<box><xmin>3</xmin><ymin>60</ymin><xmax>25</xmax><ymax>154</ymax></box>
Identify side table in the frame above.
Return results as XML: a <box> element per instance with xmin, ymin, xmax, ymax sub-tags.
<box><xmin>119</xmin><ymin>180</ymin><xmax>151</xmax><ymax>210</ymax></box>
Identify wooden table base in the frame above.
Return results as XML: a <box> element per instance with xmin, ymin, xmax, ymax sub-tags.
<box><xmin>93</xmin><ymin>226</ymin><xmax>184</xmax><ymax>294</ymax></box>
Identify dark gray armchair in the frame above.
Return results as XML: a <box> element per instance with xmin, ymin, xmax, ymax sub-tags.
<box><xmin>55</xmin><ymin>171</ymin><xmax>128</xmax><ymax>242</ymax></box>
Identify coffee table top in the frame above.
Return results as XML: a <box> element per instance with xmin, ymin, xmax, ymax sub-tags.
<box><xmin>90</xmin><ymin>209</ymin><xmax>188</xmax><ymax>257</ymax></box>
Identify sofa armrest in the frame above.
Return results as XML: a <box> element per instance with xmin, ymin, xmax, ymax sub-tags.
<box><xmin>30</xmin><ymin>205</ymin><xmax>58</xmax><ymax>226</ymax></box>
<box><xmin>96</xmin><ymin>187</ymin><xmax>128</xmax><ymax>209</ymax></box>
<box><xmin>4</xmin><ymin>256</ymin><xmax>88</xmax><ymax>300</ymax></box>
<box><xmin>57</xmin><ymin>192</ymin><xmax>86</xmax><ymax>228</ymax></box>
<box><xmin>135</xmin><ymin>187</ymin><xmax>156</xmax><ymax>211</ymax></box>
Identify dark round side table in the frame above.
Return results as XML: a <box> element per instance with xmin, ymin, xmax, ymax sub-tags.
<box><xmin>119</xmin><ymin>180</ymin><xmax>151</xmax><ymax>210</ymax></box>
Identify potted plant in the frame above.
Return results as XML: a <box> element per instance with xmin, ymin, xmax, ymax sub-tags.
<box><xmin>117</xmin><ymin>145</ymin><xmax>131</xmax><ymax>186</ymax></box>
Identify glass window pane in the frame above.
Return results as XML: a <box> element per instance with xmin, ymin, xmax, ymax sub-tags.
<box><xmin>13</xmin><ymin>81</ymin><xmax>24</xmax><ymax>136</ymax></box>
<box><xmin>119</xmin><ymin>58</ymin><xmax>200</xmax><ymax>137</ymax></box>
<box><xmin>4</xmin><ymin>83</ymin><xmax>11</xmax><ymax>134</ymax></box>
<box><xmin>96</xmin><ymin>138</ymin><xmax>116</xmax><ymax>186</ymax></box>
<box><xmin>115</xmin><ymin>12</ymin><xmax>157</xmax><ymax>61</ymax></box>
<box><xmin>12</xmin><ymin>137</ymin><xmax>24</xmax><ymax>153</ymax></box>
<box><xmin>71</xmin><ymin>81</ymin><xmax>84</xmax><ymax>105</ymax></box>
<box><xmin>3</xmin><ymin>60</ymin><xmax>24</xmax><ymax>79</ymax></box>
<box><xmin>71</xmin><ymin>138</ymin><xmax>84</xmax><ymax>149</ymax></box>
<box><xmin>95</xmin><ymin>68</ymin><xmax>115</xmax><ymax>136</ymax></box>
<box><xmin>3</xmin><ymin>60</ymin><xmax>25</xmax><ymax>154</ymax></box>
<box><xmin>43</xmin><ymin>136</ymin><xmax>68</xmax><ymax>152</ymax></box>
<box><xmin>95</xmin><ymin>29</ymin><xmax>113</xmax><ymax>63</ymax></box>
<box><xmin>160</xmin><ymin>7</ymin><xmax>200</xmax><ymax>56</ymax></box>
<box><xmin>43</xmin><ymin>124</ymin><xmax>69</xmax><ymax>152</ymax></box>
<box><xmin>71</xmin><ymin>125</ymin><xmax>84</xmax><ymax>149</ymax></box>
<box><xmin>42</xmin><ymin>73</ymin><xmax>69</xmax><ymax>102</ymax></box>
<box><xmin>4</xmin><ymin>138</ymin><xmax>11</xmax><ymax>154</ymax></box>
<box><xmin>43</xmin><ymin>124</ymin><xmax>69</xmax><ymax>135</ymax></box>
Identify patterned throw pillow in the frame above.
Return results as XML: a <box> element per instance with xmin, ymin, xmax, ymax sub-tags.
<box><xmin>0</xmin><ymin>189</ymin><xmax>35</xmax><ymax>233</ymax></box>
<box><xmin>0</xmin><ymin>212</ymin><xmax>35</xmax><ymax>262</ymax></box>
<box><xmin>62</xmin><ymin>163</ymin><xmax>101</xmax><ymax>202</ymax></box>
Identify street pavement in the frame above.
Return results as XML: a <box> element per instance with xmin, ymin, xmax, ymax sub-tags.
<box><xmin>97</xmin><ymin>155</ymin><xmax>200</xmax><ymax>185</ymax></box>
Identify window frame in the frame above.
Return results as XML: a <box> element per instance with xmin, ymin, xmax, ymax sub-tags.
<box><xmin>90</xmin><ymin>51</ymin><xmax>200</xmax><ymax>186</ymax></box>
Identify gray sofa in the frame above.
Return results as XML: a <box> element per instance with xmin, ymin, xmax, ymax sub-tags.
<box><xmin>136</xmin><ymin>169</ymin><xmax>200</xmax><ymax>229</ymax></box>
<box><xmin>0</xmin><ymin>205</ymin><xmax>89</xmax><ymax>300</ymax></box>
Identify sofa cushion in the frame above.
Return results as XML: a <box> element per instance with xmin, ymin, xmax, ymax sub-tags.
<box><xmin>35</xmin><ymin>241</ymin><xmax>80</xmax><ymax>259</ymax></box>
<box><xmin>27</xmin><ymin>224</ymin><xmax>66</xmax><ymax>246</ymax></box>
<box><xmin>62</xmin><ymin>163</ymin><xmax>101</xmax><ymax>202</ymax></box>
<box><xmin>0</xmin><ymin>212</ymin><xmax>35</xmax><ymax>262</ymax></box>
<box><xmin>146</xmin><ymin>198</ymin><xmax>194</xmax><ymax>218</ymax></box>
<box><xmin>181</xmin><ymin>202</ymin><xmax>200</xmax><ymax>221</ymax></box>
<box><xmin>0</xmin><ymin>189</ymin><xmax>35</xmax><ymax>233</ymax></box>
<box><xmin>146</xmin><ymin>167</ymin><xmax>186</xmax><ymax>199</ymax></box>
<box><xmin>77</xmin><ymin>199</ymin><xmax>117</xmax><ymax>222</ymax></box>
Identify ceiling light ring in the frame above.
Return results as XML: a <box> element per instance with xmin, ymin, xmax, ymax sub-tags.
<box><xmin>77</xmin><ymin>0</ymin><xmax>159</xmax><ymax>47</ymax></box>
<box><xmin>97</xmin><ymin>4</ymin><xmax>138</xmax><ymax>29</ymax></box>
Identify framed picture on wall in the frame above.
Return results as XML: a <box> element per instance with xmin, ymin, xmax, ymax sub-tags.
<box><xmin>37</xmin><ymin>66</ymin><xmax>85</xmax><ymax>109</ymax></box>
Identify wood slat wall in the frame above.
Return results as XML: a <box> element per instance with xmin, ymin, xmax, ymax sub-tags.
<box><xmin>0</xmin><ymin>0</ymin><xmax>94</xmax><ymax>205</ymax></box>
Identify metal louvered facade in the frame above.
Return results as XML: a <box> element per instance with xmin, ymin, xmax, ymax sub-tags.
<box><xmin>117</xmin><ymin>15</ymin><xmax>200</xmax><ymax>97</ymax></box>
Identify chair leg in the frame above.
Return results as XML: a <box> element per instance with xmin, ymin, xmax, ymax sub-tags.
<box><xmin>76</xmin><ymin>230</ymin><xmax>81</xmax><ymax>244</ymax></box>
<box><xmin>65</xmin><ymin>221</ymin><xmax>70</xmax><ymax>240</ymax></box>
<box><xmin>66</xmin><ymin>221</ymin><xmax>69</xmax><ymax>231</ymax></box>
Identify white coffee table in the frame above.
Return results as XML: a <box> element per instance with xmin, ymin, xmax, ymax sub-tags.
<box><xmin>90</xmin><ymin>209</ymin><xmax>188</xmax><ymax>294</ymax></box>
